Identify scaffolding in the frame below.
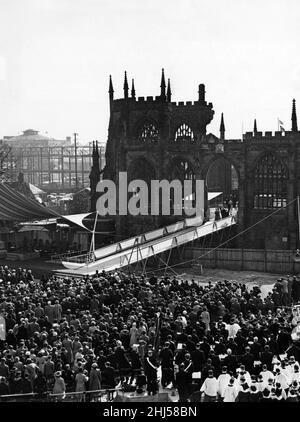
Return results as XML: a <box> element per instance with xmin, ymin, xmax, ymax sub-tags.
<box><xmin>4</xmin><ymin>144</ymin><xmax>105</xmax><ymax>192</ymax></box>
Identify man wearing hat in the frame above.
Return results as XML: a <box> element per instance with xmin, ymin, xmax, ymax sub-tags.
<box><xmin>52</xmin><ymin>371</ymin><xmax>66</xmax><ymax>401</ymax></box>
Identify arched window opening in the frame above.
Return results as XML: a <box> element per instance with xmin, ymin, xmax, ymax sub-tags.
<box><xmin>174</xmin><ymin>124</ymin><xmax>194</xmax><ymax>142</ymax></box>
<box><xmin>253</xmin><ymin>154</ymin><xmax>287</xmax><ymax>209</ymax></box>
<box><xmin>206</xmin><ymin>159</ymin><xmax>239</xmax><ymax>198</ymax></box>
<box><xmin>138</xmin><ymin>123</ymin><xmax>158</xmax><ymax>143</ymax></box>
<box><xmin>171</xmin><ymin>159</ymin><xmax>195</xmax><ymax>181</ymax></box>
<box><xmin>128</xmin><ymin>158</ymin><xmax>156</xmax><ymax>211</ymax></box>
<box><xmin>169</xmin><ymin>158</ymin><xmax>196</xmax><ymax>215</ymax></box>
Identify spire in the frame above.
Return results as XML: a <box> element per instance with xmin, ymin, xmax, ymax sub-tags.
<box><xmin>123</xmin><ymin>71</ymin><xmax>129</xmax><ymax>99</ymax></box>
<box><xmin>92</xmin><ymin>141</ymin><xmax>96</xmax><ymax>166</ymax></box>
<box><xmin>220</xmin><ymin>113</ymin><xmax>225</xmax><ymax>141</ymax></box>
<box><xmin>292</xmin><ymin>98</ymin><xmax>298</xmax><ymax>132</ymax></box>
<box><xmin>254</xmin><ymin>119</ymin><xmax>257</xmax><ymax>134</ymax></box>
<box><xmin>95</xmin><ymin>140</ymin><xmax>99</xmax><ymax>157</ymax></box>
<box><xmin>167</xmin><ymin>78</ymin><xmax>171</xmax><ymax>102</ymax></box>
<box><xmin>109</xmin><ymin>75</ymin><xmax>114</xmax><ymax>100</ymax></box>
<box><xmin>131</xmin><ymin>79</ymin><xmax>136</xmax><ymax>99</ymax></box>
<box><xmin>160</xmin><ymin>68</ymin><xmax>166</xmax><ymax>100</ymax></box>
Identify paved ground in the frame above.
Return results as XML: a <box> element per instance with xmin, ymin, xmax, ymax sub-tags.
<box><xmin>168</xmin><ymin>267</ymin><xmax>280</xmax><ymax>299</ymax></box>
<box><xmin>0</xmin><ymin>257</ymin><xmax>64</xmax><ymax>278</ymax></box>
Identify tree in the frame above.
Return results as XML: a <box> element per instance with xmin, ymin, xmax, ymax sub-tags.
<box><xmin>67</xmin><ymin>188</ymin><xmax>91</xmax><ymax>214</ymax></box>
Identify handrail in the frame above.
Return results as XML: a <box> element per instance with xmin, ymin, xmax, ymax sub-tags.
<box><xmin>50</xmin><ymin>249</ymin><xmax>89</xmax><ymax>262</ymax></box>
<box><xmin>0</xmin><ymin>387</ymin><xmax>123</xmax><ymax>402</ymax></box>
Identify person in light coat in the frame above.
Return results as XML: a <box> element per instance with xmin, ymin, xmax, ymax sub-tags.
<box><xmin>217</xmin><ymin>366</ymin><xmax>231</xmax><ymax>401</ymax></box>
<box><xmin>52</xmin><ymin>371</ymin><xmax>66</xmax><ymax>401</ymax></box>
<box><xmin>291</xmin><ymin>365</ymin><xmax>300</xmax><ymax>383</ymax></box>
<box><xmin>200</xmin><ymin>370</ymin><xmax>218</xmax><ymax>402</ymax></box>
<box><xmin>260</xmin><ymin>364</ymin><xmax>274</xmax><ymax>384</ymax></box>
<box><xmin>223</xmin><ymin>377</ymin><xmax>238</xmax><ymax>402</ymax></box>
<box><xmin>236</xmin><ymin>365</ymin><xmax>251</xmax><ymax>385</ymax></box>
<box><xmin>89</xmin><ymin>363</ymin><xmax>101</xmax><ymax>400</ymax></box>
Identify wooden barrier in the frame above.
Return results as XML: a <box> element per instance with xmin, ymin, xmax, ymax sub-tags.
<box><xmin>184</xmin><ymin>247</ymin><xmax>300</xmax><ymax>274</ymax></box>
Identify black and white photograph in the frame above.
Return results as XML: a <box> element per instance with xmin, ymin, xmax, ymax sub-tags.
<box><xmin>0</xmin><ymin>0</ymin><xmax>300</xmax><ymax>410</ymax></box>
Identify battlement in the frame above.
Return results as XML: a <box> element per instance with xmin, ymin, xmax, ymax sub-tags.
<box><xmin>112</xmin><ymin>96</ymin><xmax>213</xmax><ymax>108</ymax></box>
<box><xmin>243</xmin><ymin>130</ymin><xmax>295</xmax><ymax>140</ymax></box>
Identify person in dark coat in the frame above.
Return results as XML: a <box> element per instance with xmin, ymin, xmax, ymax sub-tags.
<box><xmin>114</xmin><ymin>343</ymin><xmax>131</xmax><ymax>385</ymax></box>
<box><xmin>0</xmin><ymin>377</ymin><xmax>10</xmax><ymax>396</ymax></box>
<box><xmin>144</xmin><ymin>349</ymin><xmax>158</xmax><ymax>396</ymax></box>
<box><xmin>191</xmin><ymin>343</ymin><xmax>205</xmax><ymax>372</ymax></box>
<box><xmin>159</xmin><ymin>342</ymin><xmax>174</xmax><ymax>388</ymax></box>
<box><xmin>260</xmin><ymin>388</ymin><xmax>272</xmax><ymax>402</ymax></box>
<box><xmin>242</xmin><ymin>347</ymin><xmax>255</xmax><ymax>374</ymax></box>
<box><xmin>292</xmin><ymin>277</ymin><xmax>300</xmax><ymax>303</ymax></box>
<box><xmin>175</xmin><ymin>363</ymin><xmax>190</xmax><ymax>402</ymax></box>
<box><xmin>249</xmin><ymin>385</ymin><xmax>260</xmax><ymax>402</ymax></box>
<box><xmin>103</xmin><ymin>362</ymin><xmax>116</xmax><ymax>390</ymax></box>
<box><xmin>261</xmin><ymin>345</ymin><xmax>273</xmax><ymax>370</ymax></box>
<box><xmin>34</xmin><ymin>370</ymin><xmax>47</xmax><ymax>397</ymax></box>
<box><xmin>200</xmin><ymin>337</ymin><xmax>211</xmax><ymax>360</ymax></box>
<box><xmin>136</xmin><ymin>370</ymin><xmax>147</xmax><ymax>394</ymax></box>
<box><xmin>129</xmin><ymin>347</ymin><xmax>142</xmax><ymax>384</ymax></box>
<box><xmin>22</xmin><ymin>373</ymin><xmax>33</xmax><ymax>394</ymax></box>
<box><xmin>223</xmin><ymin>349</ymin><xmax>238</xmax><ymax>374</ymax></box>
<box><xmin>236</xmin><ymin>378</ymin><xmax>250</xmax><ymax>402</ymax></box>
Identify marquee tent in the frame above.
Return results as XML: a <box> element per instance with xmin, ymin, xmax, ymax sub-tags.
<box><xmin>0</xmin><ymin>183</ymin><xmax>58</xmax><ymax>221</ymax></box>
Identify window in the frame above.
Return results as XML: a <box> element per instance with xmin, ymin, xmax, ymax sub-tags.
<box><xmin>172</xmin><ymin>159</ymin><xmax>195</xmax><ymax>181</ymax></box>
<box><xmin>253</xmin><ymin>154</ymin><xmax>287</xmax><ymax>209</ymax></box>
<box><xmin>138</xmin><ymin>123</ymin><xmax>158</xmax><ymax>143</ymax></box>
<box><xmin>174</xmin><ymin>124</ymin><xmax>194</xmax><ymax>142</ymax></box>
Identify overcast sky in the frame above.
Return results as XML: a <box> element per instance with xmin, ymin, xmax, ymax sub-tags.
<box><xmin>0</xmin><ymin>0</ymin><xmax>300</xmax><ymax>143</ymax></box>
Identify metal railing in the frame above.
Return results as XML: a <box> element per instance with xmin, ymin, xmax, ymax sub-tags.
<box><xmin>50</xmin><ymin>249</ymin><xmax>89</xmax><ymax>263</ymax></box>
<box><xmin>0</xmin><ymin>388</ymin><xmax>122</xmax><ymax>403</ymax></box>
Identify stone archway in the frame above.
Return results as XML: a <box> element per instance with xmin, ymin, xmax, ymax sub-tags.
<box><xmin>205</xmin><ymin>156</ymin><xmax>239</xmax><ymax>197</ymax></box>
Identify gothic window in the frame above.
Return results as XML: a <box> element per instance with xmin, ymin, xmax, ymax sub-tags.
<box><xmin>172</xmin><ymin>159</ymin><xmax>195</xmax><ymax>181</ymax></box>
<box><xmin>169</xmin><ymin>159</ymin><xmax>196</xmax><ymax>215</ymax></box>
<box><xmin>253</xmin><ymin>154</ymin><xmax>287</xmax><ymax>209</ymax></box>
<box><xmin>174</xmin><ymin>123</ymin><xmax>194</xmax><ymax>142</ymax></box>
<box><xmin>138</xmin><ymin>122</ymin><xmax>158</xmax><ymax>143</ymax></box>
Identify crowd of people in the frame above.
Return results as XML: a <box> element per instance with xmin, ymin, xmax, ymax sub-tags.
<box><xmin>0</xmin><ymin>263</ymin><xmax>300</xmax><ymax>402</ymax></box>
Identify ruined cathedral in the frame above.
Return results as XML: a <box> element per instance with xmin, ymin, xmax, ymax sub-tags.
<box><xmin>90</xmin><ymin>69</ymin><xmax>300</xmax><ymax>250</ymax></box>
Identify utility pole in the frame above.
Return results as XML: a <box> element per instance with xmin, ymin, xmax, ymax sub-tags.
<box><xmin>74</xmin><ymin>132</ymin><xmax>78</xmax><ymax>190</ymax></box>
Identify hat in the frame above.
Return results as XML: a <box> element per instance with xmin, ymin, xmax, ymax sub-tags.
<box><xmin>92</xmin><ymin>363</ymin><xmax>98</xmax><ymax>368</ymax></box>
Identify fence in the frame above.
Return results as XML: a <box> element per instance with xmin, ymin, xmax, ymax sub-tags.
<box><xmin>184</xmin><ymin>247</ymin><xmax>300</xmax><ymax>274</ymax></box>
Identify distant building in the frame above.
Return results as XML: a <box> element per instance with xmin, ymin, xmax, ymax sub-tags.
<box><xmin>1</xmin><ymin>129</ymin><xmax>105</xmax><ymax>192</ymax></box>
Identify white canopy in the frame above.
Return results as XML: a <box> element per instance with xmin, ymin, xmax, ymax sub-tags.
<box><xmin>208</xmin><ymin>192</ymin><xmax>223</xmax><ymax>201</ymax></box>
